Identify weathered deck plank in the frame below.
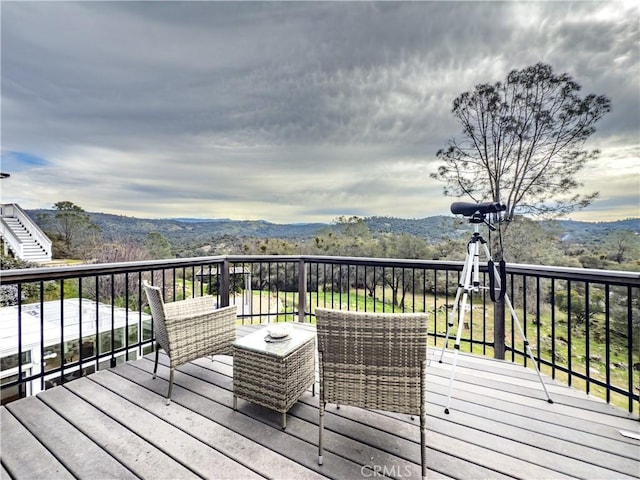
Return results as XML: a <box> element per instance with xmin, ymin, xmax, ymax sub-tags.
<box><xmin>1</xmin><ymin>324</ymin><xmax>638</xmax><ymax>480</ymax></box>
<box><xmin>161</xmin><ymin>360</ymin><xmax>459</xmax><ymax>480</ymax></box>
<box><xmin>118</xmin><ymin>360</ymin><xmax>403</xmax><ymax>480</ymax></box>
<box><xmin>184</xmin><ymin>355</ymin><xmax>559</xmax><ymax>480</ymax></box>
<box><xmin>40</xmin><ymin>381</ymin><xmax>206</xmax><ymax>480</ymax></box>
<box><xmin>5</xmin><ymin>396</ymin><xmax>137</xmax><ymax>479</ymax></box>
<box><xmin>432</xmin><ymin>378</ymin><xmax>638</xmax><ymax>458</ymax></box>
<box><xmin>0</xmin><ymin>408</ymin><xmax>74</xmax><ymax>480</ymax></box>
<box><xmin>87</xmin><ymin>368</ymin><xmax>327</xmax><ymax>480</ymax></box>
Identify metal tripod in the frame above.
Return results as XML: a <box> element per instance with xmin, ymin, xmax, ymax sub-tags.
<box><xmin>438</xmin><ymin>217</ymin><xmax>553</xmax><ymax>414</ymax></box>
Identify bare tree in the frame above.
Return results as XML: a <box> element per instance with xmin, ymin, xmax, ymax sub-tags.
<box><xmin>604</xmin><ymin>230</ymin><xmax>640</xmax><ymax>264</ymax></box>
<box><xmin>83</xmin><ymin>238</ymin><xmax>151</xmax><ymax>306</ymax></box>
<box><xmin>432</xmin><ymin>63</ymin><xmax>611</xmax><ymax>224</ymax></box>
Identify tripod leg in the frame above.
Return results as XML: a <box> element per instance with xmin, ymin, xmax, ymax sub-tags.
<box><xmin>444</xmin><ymin>288</ymin><xmax>471</xmax><ymax>414</ymax></box>
<box><xmin>439</xmin><ymin>246</ymin><xmax>475</xmax><ymax>362</ymax></box>
<box><xmin>439</xmin><ymin>284</ymin><xmax>462</xmax><ymax>362</ymax></box>
<box><xmin>482</xmin><ymin>243</ymin><xmax>553</xmax><ymax>404</ymax></box>
<box><xmin>503</xmin><ymin>293</ymin><xmax>553</xmax><ymax>403</ymax></box>
<box><xmin>443</xmin><ymin>240</ymin><xmax>478</xmax><ymax>414</ymax></box>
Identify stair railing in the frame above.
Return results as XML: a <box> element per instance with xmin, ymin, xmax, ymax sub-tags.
<box><xmin>0</xmin><ymin>217</ymin><xmax>24</xmax><ymax>258</ymax></box>
<box><xmin>0</xmin><ymin>203</ymin><xmax>52</xmax><ymax>261</ymax></box>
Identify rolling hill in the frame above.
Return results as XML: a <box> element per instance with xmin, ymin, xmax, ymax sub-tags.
<box><xmin>27</xmin><ymin>209</ymin><xmax>639</xmax><ymax>246</ymax></box>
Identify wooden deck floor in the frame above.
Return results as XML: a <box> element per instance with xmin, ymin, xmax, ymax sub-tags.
<box><xmin>2</xmin><ymin>324</ymin><xmax>639</xmax><ymax>480</ymax></box>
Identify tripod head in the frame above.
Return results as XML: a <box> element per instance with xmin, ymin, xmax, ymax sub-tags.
<box><xmin>450</xmin><ymin>201</ymin><xmax>506</xmax><ymax>229</ymax></box>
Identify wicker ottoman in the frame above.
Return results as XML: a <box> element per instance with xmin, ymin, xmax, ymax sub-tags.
<box><xmin>232</xmin><ymin>324</ymin><xmax>316</xmax><ymax>429</ymax></box>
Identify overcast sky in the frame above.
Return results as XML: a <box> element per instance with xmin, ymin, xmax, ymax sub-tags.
<box><xmin>1</xmin><ymin>1</ymin><xmax>638</xmax><ymax>224</ymax></box>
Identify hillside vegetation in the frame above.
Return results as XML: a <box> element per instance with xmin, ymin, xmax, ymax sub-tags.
<box><xmin>24</xmin><ymin>206</ymin><xmax>639</xmax><ymax>272</ymax></box>
<box><xmin>27</xmin><ymin>208</ymin><xmax>639</xmax><ymax>244</ymax></box>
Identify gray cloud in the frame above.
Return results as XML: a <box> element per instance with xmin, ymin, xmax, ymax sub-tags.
<box><xmin>1</xmin><ymin>1</ymin><xmax>638</xmax><ymax>223</ymax></box>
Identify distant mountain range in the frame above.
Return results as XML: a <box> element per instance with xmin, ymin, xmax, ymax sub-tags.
<box><xmin>27</xmin><ymin>209</ymin><xmax>639</xmax><ymax>245</ymax></box>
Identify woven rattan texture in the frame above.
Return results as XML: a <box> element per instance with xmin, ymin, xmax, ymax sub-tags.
<box><xmin>143</xmin><ymin>282</ymin><xmax>236</xmax><ymax>368</ymax></box>
<box><xmin>315</xmin><ymin>308</ymin><xmax>428</xmax><ymax>414</ymax></box>
<box><xmin>233</xmin><ymin>337</ymin><xmax>315</xmax><ymax>413</ymax></box>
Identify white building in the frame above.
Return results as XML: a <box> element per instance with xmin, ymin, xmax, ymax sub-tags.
<box><xmin>0</xmin><ymin>298</ymin><xmax>151</xmax><ymax>404</ymax></box>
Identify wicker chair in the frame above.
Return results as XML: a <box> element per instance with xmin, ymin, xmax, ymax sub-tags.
<box><xmin>315</xmin><ymin>308</ymin><xmax>429</xmax><ymax>480</ymax></box>
<box><xmin>143</xmin><ymin>281</ymin><xmax>237</xmax><ymax>405</ymax></box>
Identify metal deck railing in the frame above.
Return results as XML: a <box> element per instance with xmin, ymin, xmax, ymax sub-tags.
<box><xmin>1</xmin><ymin>255</ymin><xmax>638</xmax><ymax>414</ymax></box>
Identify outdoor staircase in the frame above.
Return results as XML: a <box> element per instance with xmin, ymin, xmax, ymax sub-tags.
<box><xmin>1</xmin><ymin>204</ymin><xmax>52</xmax><ymax>263</ymax></box>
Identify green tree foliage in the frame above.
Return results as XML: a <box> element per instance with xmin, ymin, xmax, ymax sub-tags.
<box><xmin>576</xmin><ymin>230</ymin><xmax>640</xmax><ymax>271</ymax></box>
<box><xmin>554</xmin><ymin>287</ymin><xmax>605</xmax><ymax>330</ymax></box>
<box><xmin>378</xmin><ymin>233</ymin><xmax>432</xmax><ymax>308</ymax></box>
<box><xmin>554</xmin><ymin>283</ymin><xmax>638</xmax><ymax>344</ymax></box>
<box><xmin>311</xmin><ymin>216</ymin><xmax>375</xmax><ymax>257</ymax></box>
<box><xmin>432</xmin><ymin>63</ymin><xmax>611</xmax><ymax>223</ymax></box>
<box><xmin>242</xmin><ymin>237</ymin><xmax>299</xmax><ymax>256</ymax></box>
<box><xmin>603</xmin><ymin>230</ymin><xmax>640</xmax><ymax>265</ymax></box>
<box><xmin>500</xmin><ymin>217</ymin><xmax>577</xmax><ymax>266</ymax></box>
<box><xmin>38</xmin><ymin>201</ymin><xmax>102</xmax><ymax>259</ymax></box>
<box><xmin>608</xmin><ymin>285</ymin><xmax>640</xmax><ymax>340</ymax></box>
<box><xmin>0</xmin><ymin>254</ymin><xmax>37</xmax><ymax>306</ymax></box>
<box><xmin>144</xmin><ymin>232</ymin><xmax>172</xmax><ymax>259</ymax></box>
<box><xmin>307</xmin><ymin>217</ymin><xmax>436</xmax><ymax>303</ymax></box>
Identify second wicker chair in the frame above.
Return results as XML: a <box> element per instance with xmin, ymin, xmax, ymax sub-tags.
<box><xmin>315</xmin><ymin>307</ymin><xmax>429</xmax><ymax>480</ymax></box>
<box><xmin>143</xmin><ymin>281</ymin><xmax>237</xmax><ymax>405</ymax></box>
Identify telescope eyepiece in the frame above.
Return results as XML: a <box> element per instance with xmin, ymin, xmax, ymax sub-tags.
<box><xmin>450</xmin><ymin>201</ymin><xmax>506</xmax><ymax>217</ymax></box>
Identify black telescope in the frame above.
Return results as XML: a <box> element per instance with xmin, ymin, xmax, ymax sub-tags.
<box><xmin>450</xmin><ymin>201</ymin><xmax>506</xmax><ymax>217</ymax></box>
